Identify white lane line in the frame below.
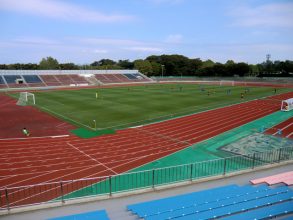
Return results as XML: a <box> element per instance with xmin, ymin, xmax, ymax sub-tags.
<box><xmin>0</xmin><ymin>135</ymin><xmax>69</xmax><ymax>141</ymax></box>
<box><xmin>66</xmin><ymin>142</ymin><xmax>118</xmax><ymax>175</ymax></box>
<box><xmin>272</xmin><ymin>122</ymin><xmax>293</xmax><ymax>135</ymax></box>
<box><xmin>286</xmin><ymin>132</ymin><xmax>293</xmax><ymax>138</ymax></box>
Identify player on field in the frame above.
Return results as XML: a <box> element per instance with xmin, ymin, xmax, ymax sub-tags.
<box><xmin>22</xmin><ymin>128</ymin><xmax>30</xmax><ymax>137</ymax></box>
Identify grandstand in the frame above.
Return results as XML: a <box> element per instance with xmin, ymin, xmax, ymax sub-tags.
<box><xmin>0</xmin><ymin>70</ymin><xmax>152</xmax><ymax>89</ymax></box>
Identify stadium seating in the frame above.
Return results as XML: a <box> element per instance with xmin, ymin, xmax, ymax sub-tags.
<box><xmin>94</xmin><ymin>73</ymin><xmax>151</xmax><ymax>84</ymax></box>
<box><xmin>3</xmin><ymin>75</ymin><xmax>27</xmax><ymax>88</ymax></box>
<box><xmin>22</xmin><ymin>75</ymin><xmax>45</xmax><ymax>87</ymax></box>
<box><xmin>0</xmin><ymin>75</ymin><xmax>8</xmax><ymax>88</ymax></box>
<box><xmin>40</xmin><ymin>75</ymin><xmax>63</xmax><ymax>86</ymax></box>
<box><xmin>47</xmin><ymin>209</ymin><xmax>109</xmax><ymax>220</ymax></box>
<box><xmin>127</xmin><ymin>184</ymin><xmax>293</xmax><ymax>219</ymax></box>
<box><xmin>221</xmin><ymin>201</ymin><xmax>293</xmax><ymax>220</ymax></box>
<box><xmin>251</xmin><ymin>171</ymin><xmax>293</xmax><ymax>186</ymax></box>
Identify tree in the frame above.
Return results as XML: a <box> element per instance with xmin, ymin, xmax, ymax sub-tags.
<box><xmin>39</xmin><ymin>57</ymin><xmax>59</xmax><ymax>70</ymax></box>
<box><xmin>134</xmin><ymin>59</ymin><xmax>153</xmax><ymax>76</ymax></box>
<box><xmin>59</xmin><ymin>63</ymin><xmax>78</xmax><ymax>70</ymax></box>
<box><xmin>117</xmin><ymin>60</ymin><xmax>134</xmax><ymax>69</ymax></box>
<box><xmin>91</xmin><ymin>59</ymin><xmax>116</xmax><ymax>67</ymax></box>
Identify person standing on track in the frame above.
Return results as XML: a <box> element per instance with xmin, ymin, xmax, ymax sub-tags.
<box><xmin>22</xmin><ymin>128</ymin><xmax>30</xmax><ymax>137</ymax></box>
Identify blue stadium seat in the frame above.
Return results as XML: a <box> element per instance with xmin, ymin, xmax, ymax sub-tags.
<box><xmin>22</xmin><ymin>75</ymin><xmax>42</xmax><ymax>83</ymax></box>
<box><xmin>3</xmin><ymin>75</ymin><xmax>23</xmax><ymax>84</ymax></box>
<box><xmin>172</xmin><ymin>191</ymin><xmax>293</xmax><ymax>220</ymax></box>
<box><xmin>146</xmin><ymin>186</ymin><xmax>291</xmax><ymax>220</ymax></box>
<box><xmin>281</xmin><ymin>216</ymin><xmax>293</xmax><ymax>220</ymax></box>
<box><xmin>0</xmin><ymin>75</ymin><xmax>5</xmax><ymax>84</ymax></box>
<box><xmin>47</xmin><ymin>209</ymin><xmax>109</xmax><ymax>220</ymax></box>
<box><xmin>128</xmin><ymin>184</ymin><xmax>274</xmax><ymax>218</ymax></box>
<box><xmin>221</xmin><ymin>201</ymin><xmax>293</xmax><ymax>220</ymax></box>
<box><xmin>128</xmin><ymin>185</ymin><xmax>239</xmax><ymax>215</ymax></box>
<box><xmin>124</xmin><ymin>74</ymin><xmax>138</xmax><ymax>79</ymax></box>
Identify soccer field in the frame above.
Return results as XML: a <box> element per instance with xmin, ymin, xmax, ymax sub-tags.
<box><xmin>11</xmin><ymin>84</ymin><xmax>291</xmax><ymax>130</ymax></box>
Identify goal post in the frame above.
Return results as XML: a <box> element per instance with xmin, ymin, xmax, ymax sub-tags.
<box><xmin>281</xmin><ymin>98</ymin><xmax>293</xmax><ymax>111</ymax></box>
<box><xmin>16</xmin><ymin>92</ymin><xmax>35</xmax><ymax>106</ymax></box>
<box><xmin>219</xmin><ymin>80</ymin><xmax>235</xmax><ymax>86</ymax></box>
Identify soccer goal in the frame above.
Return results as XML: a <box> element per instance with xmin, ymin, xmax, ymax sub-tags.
<box><xmin>219</xmin><ymin>80</ymin><xmax>235</xmax><ymax>86</ymax></box>
<box><xmin>281</xmin><ymin>98</ymin><xmax>293</xmax><ymax>111</ymax></box>
<box><xmin>16</xmin><ymin>92</ymin><xmax>35</xmax><ymax>106</ymax></box>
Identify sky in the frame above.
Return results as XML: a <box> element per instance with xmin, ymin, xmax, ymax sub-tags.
<box><xmin>0</xmin><ymin>0</ymin><xmax>292</xmax><ymax>64</ymax></box>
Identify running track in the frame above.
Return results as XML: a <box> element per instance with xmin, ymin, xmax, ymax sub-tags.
<box><xmin>0</xmin><ymin>91</ymin><xmax>292</xmax><ymax>208</ymax></box>
<box><xmin>265</xmin><ymin>117</ymin><xmax>293</xmax><ymax>138</ymax></box>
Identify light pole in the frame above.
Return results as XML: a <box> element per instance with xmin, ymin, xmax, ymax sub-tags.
<box><xmin>161</xmin><ymin>65</ymin><xmax>165</xmax><ymax>78</ymax></box>
<box><xmin>93</xmin><ymin>119</ymin><xmax>96</xmax><ymax>130</ymax></box>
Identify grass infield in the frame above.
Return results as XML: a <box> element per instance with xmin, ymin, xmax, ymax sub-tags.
<box><xmin>9</xmin><ymin>83</ymin><xmax>291</xmax><ymax>130</ymax></box>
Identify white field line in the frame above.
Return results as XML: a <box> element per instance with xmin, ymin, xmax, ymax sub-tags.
<box><xmin>66</xmin><ymin>142</ymin><xmax>118</xmax><ymax>175</ymax></box>
<box><xmin>40</xmin><ymin>106</ymin><xmax>94</xmax><ymax>130</ymax></box>
<box><xmin>56</xmin><ymin>122</ymin><xmax>68</xmax><ymax>128</ymax></box>
<box><xmin>0</xmin><ymin>139</ymin><xmax>181</xmax><ymax>174</ymax></box>
<box><xmin>286</xmin><ymin>132</ymin><xmax>293</xmax><ymax>138</ymax></box>
<box><xmin>141</xmin><ymin>102</ymin><xmax>271</xmax><ymax>138</ymax></box>
<box><xmin>4</xmin><ymin>144</ymin><xmax>186</xmax><ymax>206</ymax></box>
<box><xmin>272</xmin><ymin>122</ymin><xmax>293</xmax><ymax>135</ymax></box>
<box><xmin>0</xmin><ymin>135</ymin><xmax>69</xmax><ymax>141</ymax></box>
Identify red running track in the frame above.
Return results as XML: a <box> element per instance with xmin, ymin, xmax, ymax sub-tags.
<box><xmin>0</xmin><ymin>94</ymin><xmax>75</xmax><ymax>138</ymax></box>
<box><xmin>0</xmin><ymin>91</ymin><xmax>292</xmax><ymax>207</ymax></box>
<box><xmin>265</xmin><ymin>117</ymin><xmax>293</xmax><ymax>138</ymax></box>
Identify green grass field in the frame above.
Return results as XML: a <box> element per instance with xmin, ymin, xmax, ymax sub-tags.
<box><xmin>10</xmin><ymin>83</ymin><xmax>292</xmax><ymax>130</ymax></box>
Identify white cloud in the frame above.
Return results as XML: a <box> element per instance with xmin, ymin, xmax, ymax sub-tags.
<box><xmin>148</xmin><ymin>0</ymin><xmax>184</xmax><ymax>5</ymax></box>
<box><xmin>93</xmin><ymin>49</ymin><xmax>108</xmax><ymax>54</ymax></box>
<box><xmin>165</xmin><ymin>34</ymin><xmax>183</xmax><ymax>44</ymax></box>
<box><xmin>13</xmin><ymin>37</ymin><xmax>60</xmax><ymax>45</ymax></box>
<box><xmin>230</xmin><ymin>2</ymin><xmax>293</xmax><ymax>28</ymax></box>
<box><xmin>77</xmin><ymin>38</ymin><xmax>142</xmax><ymax>46</ymax></box>
<box><xmin>125</xmin><ymin>47</ymin><xmax>163</xmax><ymax>52</ymax></box>
<box><xmin>0</xmin><ymin>0</ymin><xmax>133</xmax><ymax>23</ymax></box>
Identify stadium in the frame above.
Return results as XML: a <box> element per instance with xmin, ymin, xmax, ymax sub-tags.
<box><xmin>0</xmin><ymin>69</ymin><xmax>293</xmax><ymax>219</ymax></box>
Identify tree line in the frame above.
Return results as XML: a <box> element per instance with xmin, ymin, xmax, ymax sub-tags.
<box><xmin>1</xmin><ymin>55</ymin><xmax>292</xmax><ymax>77</ymax></box>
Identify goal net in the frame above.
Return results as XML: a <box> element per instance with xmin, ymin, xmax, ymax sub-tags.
<box><xmin>281</xmin><ymin>98</ymin><xmax>293</xmax><ymax>111</ymax></box>
<box><xmin>219</xmin><ymin>80</ymin><xmax>235</xmax><ymax>86</ymax></box>
<box><xmin>16</xmin><ymin>92</ymin><xmax>35</xmax><ymax>106</ymax></box>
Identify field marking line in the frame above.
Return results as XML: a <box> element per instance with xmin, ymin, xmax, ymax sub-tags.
<box><xmin>56</xmin><ymin>122</ymin><xmax>68</xmax><ymax>128</ymax></box>
<box><xmin>141</xmin><ymin>101</ymin><xmax>267</xmax><ymax>136</ymax></box>
<box><xmin>39</xmin><ymin>106</ymin><xmax>94</xmax><ymax>130</ymax></box>
<box><xmin>138</xmin><ymin>103</ymin><xmax>274</xmax><ymax>144</ymax></box>
<box><xmin>272</xmin><ymin>122</ymin><xmax>293</xmax><ymax>135</ymax></box>
<box><xmin>66</xmin><ymin>142</ymin><xmax>118</xmax><ymax>175</ymax></box>
<box><xmin>4</xmin><ymin>144</ymin><xmax>187</xmax><ymax>205</ymax></box>
<box><xmin>0</xmin><ymin>135</ymin><xmax>69</xmax><ymax>141</ymax></box>
<box><xmin>286</xmin><ymin>132</ymin><xmax>293</xmax><ymax>138</ymax></box>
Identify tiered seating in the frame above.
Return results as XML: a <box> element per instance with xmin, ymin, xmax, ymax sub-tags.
<box><xmin>68</xmin><ymin>74</ymin><xmax>88</xmax><ymax>85</ymax></box>
<box><xmin>127</xmin><ymin>184</ymin><xmax>293</xmax><ymax>219</ymax></box>
<box><xmin>54</xmin><ymin>74</ymin><xmax>76</xmax><ymax>85</ymax></box>
<box><xmin>95</xmin><ymin>73</ymin><xmax>151</xmax><ymax>84</ymax></box>
<box><xmin>0</xmin><ymin>75</ymin><xmax>8</xmax><ymax>88</ymax></box>
<box><xmin>40</xmin><ymin>74</ymin><xmax>89</xmax><ymax>86</ymax></box>
<box><xmin>22</xmin><ymin>75</ymin><xmax>45</xmax><ymax>87</ymax></box>
<box><xmin>40</xmin><ymin>75</ymin><xmax>62</xmax><ymax>86</ymax></box>
<box><xmin>3</xmin><ymin>75</ymin><xmax>27</xmax><ymax>88</ymax></box>
<box><xmin>251</xmin><ymin>171</ymin><xmax>293</xmax><ymax>186</ymax></box>
<box><xmin>47</xmin><ymin>209</ymin><xmax>109</xmax><ymax>220</ymax></box>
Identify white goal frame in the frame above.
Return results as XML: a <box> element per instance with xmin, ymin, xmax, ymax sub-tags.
<box><xmin>281</xmin><ymin>98</ymin><xmax>293</xmax><ymax>112</ymax></box>
<box><xmin>17</xmin><ymin>92</ymin><xmax>35</xmax><ymax>105</ymax></box>
<box><xmin>219</xmin><ymin>80</ymin><xmax>235</xmax><ymax>86</ymax></box>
